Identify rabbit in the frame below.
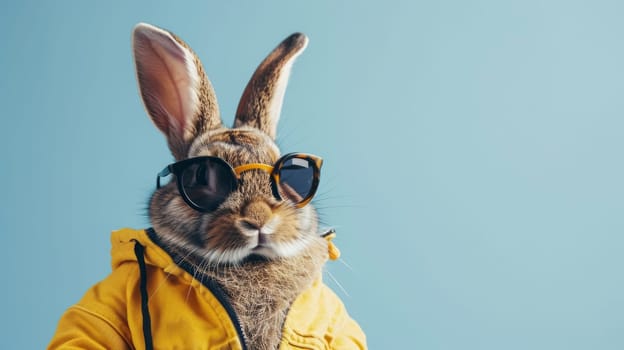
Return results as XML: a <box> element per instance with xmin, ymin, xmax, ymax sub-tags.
<box><xmin>134</xmin><ymin>23</ymin><xmax>327</xmax><ymax>349</ymax></box>
<box><xmin>48</xmin><ymin>22</ymin><xmax>366</xmax><ymax>350</ymax></box>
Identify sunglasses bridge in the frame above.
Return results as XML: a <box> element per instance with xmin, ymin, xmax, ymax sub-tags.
<box><xmin>232</xmin><ymin>163</ymin><xmax>274</xmax><ymax>177</ymax></box>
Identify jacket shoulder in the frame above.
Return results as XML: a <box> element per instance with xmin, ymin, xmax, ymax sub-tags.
<box><xmin>48</xmin><ymin>261</ymin><xmax>139</xmax><ymax>349</ymax></box>
<box><xmin>281</xmin><ymin>280</ymin><xmax>367</xmax><ymax>349</ymax></box>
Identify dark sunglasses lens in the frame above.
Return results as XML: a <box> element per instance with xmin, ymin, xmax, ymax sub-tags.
<box><xmin>180</xmin><ymin>160</ymin><xmax>236</xmax><ymax>211</ymax></box>
<box><xmin>278</xmin><ymin>156</ymin><xmax>316</xmax><ymax>204</ymax></box>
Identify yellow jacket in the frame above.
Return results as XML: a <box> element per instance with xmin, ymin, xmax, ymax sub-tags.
<box><xmin>48</xmin><ymin>228</ymin><xmax>366</xmax><ymax>349</ymax></box>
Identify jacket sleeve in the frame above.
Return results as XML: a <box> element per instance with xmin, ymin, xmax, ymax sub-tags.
<box><xmin>47</xmin><ymin>263</ymin><xmax>136</xmax><ymax>350</ymax></box>
<box><xmin>47</xmin><ymin>306</ymin><xmax>131</xmax><ymax>350</ymax></box>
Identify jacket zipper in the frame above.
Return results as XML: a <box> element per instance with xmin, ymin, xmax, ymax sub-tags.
<box><xmin>203</xmin><ymin>278</ymin><xmax>249</xmax><ymax>350</ymax></box>
<box><xmin>146</xmin><ymin>228</ymin><xmax>249</xmax><ymax>350</ymax></box>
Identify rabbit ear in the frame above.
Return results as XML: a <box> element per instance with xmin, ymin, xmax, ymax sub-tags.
<box><xmin>133</xmin><ymin>23</ymin><xmax>221</xmax><ymax>160</ymax></box>
<box><xmin>234</xmin><ymin>33</ymin><xmax>308</xmax><ymax>139</ymax></box>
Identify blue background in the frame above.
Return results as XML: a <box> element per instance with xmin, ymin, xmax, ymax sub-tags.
<box><xmin>2</xmin><ymin>1</ymin><xmax>623</xmax><ymax>348</ymax></box>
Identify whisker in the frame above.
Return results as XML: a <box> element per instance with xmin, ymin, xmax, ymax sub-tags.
<box><xmin>314</xmin><ymin>204</ymin><xmax>366</xmax><ymax>210</ymax></box>
<box><xmin>325</xmin><ymin>269</ymin><xmax>350</xmax><ymax>298</ymax></box>
<box><xmin>317</xmin><ymin>219</ymin><xmax>338</xmax><ymax>227</ymax></box>
<box><xmin>148</xmin><ymin>269</ymin><xmax>174</xmax><ymax>301</ymax></box>
<box><xmin>184</xmin><ymin>274</ymin><xmax>196</xmax><ymax>303</ymax></box>
<box><xmin>202</xmin><ymin>258</ymin><xmax>214</xmax><ymax>280</ymax></box>
<box><xmin>313</xmin><ymin>194</ymin><xmax>357</xmax><ymax>203</ymax></box>
<box><xmin>149</xmin><ymin>247</ymin><xmax>198</xmax><ymax>300</ymax></box>
<box><xmin>275</xmin><ymin>126</ymin><xmax>300</xmax><ymax>149</ymax></box>
<box><xmin>186</xmin><ymin>254</ymin><xmax>208</xmax><ymax>304</ymax></box>
<box><xmin>338</xmin><ymin>258</ymin><xmax>354</xmax><ymax>272</ymax></box>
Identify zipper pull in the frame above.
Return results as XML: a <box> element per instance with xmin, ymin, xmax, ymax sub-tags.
<box><xmin>320</xmin><ymin>228</ymin><xmax>340</xmax><ymax>261</ymax></box>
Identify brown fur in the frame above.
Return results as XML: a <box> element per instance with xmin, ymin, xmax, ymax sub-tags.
<box><xmin>162</xmin><ymin>232</ymin><xmax>327</xmax><ymax>350</ymax></box>
<box><xmin>133</xmin><ymin>24</ymin><xmax>322</xmax><ymax>349</ymax></box>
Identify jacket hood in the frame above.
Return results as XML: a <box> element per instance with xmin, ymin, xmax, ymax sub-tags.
<box><xmin>110</xmin><ymin>228</ymin><xmax>188</xmax><ymax>280</ymax></box>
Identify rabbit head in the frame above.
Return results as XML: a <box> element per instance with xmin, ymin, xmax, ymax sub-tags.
<box><xmin>132</xmin><ymin>23</ymin><xmax>323</xmax><ymax>265</ymax></box>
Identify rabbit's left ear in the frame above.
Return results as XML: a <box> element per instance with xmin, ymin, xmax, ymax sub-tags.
<box><xmin>234</xmin><ymin>33</ymin><xmax>308</xmax><ymax>140</ymax></box>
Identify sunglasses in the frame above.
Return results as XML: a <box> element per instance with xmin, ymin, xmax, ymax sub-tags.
<box><xmin>157</xmin><ymin>153</ymin><xmax>322</xmax><ymax>212</ymax></box>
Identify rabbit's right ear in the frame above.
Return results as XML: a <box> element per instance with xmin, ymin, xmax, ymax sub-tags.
<box><xmin>132</xmin><ymin>23</ymin><xmax>222</xmax><ymax>160</ymax></box>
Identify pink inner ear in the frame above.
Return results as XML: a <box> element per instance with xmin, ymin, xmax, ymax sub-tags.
<box><xmin>133</xmin><ymin>25</ymin><xmax>200</xmax><ymax>139</ymax></box>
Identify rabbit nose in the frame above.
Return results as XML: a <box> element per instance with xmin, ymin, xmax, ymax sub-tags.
<box><xmin>241</xmin><ymin>200</ymin><xmax>273</xmax><ymax>229</ymax></box>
